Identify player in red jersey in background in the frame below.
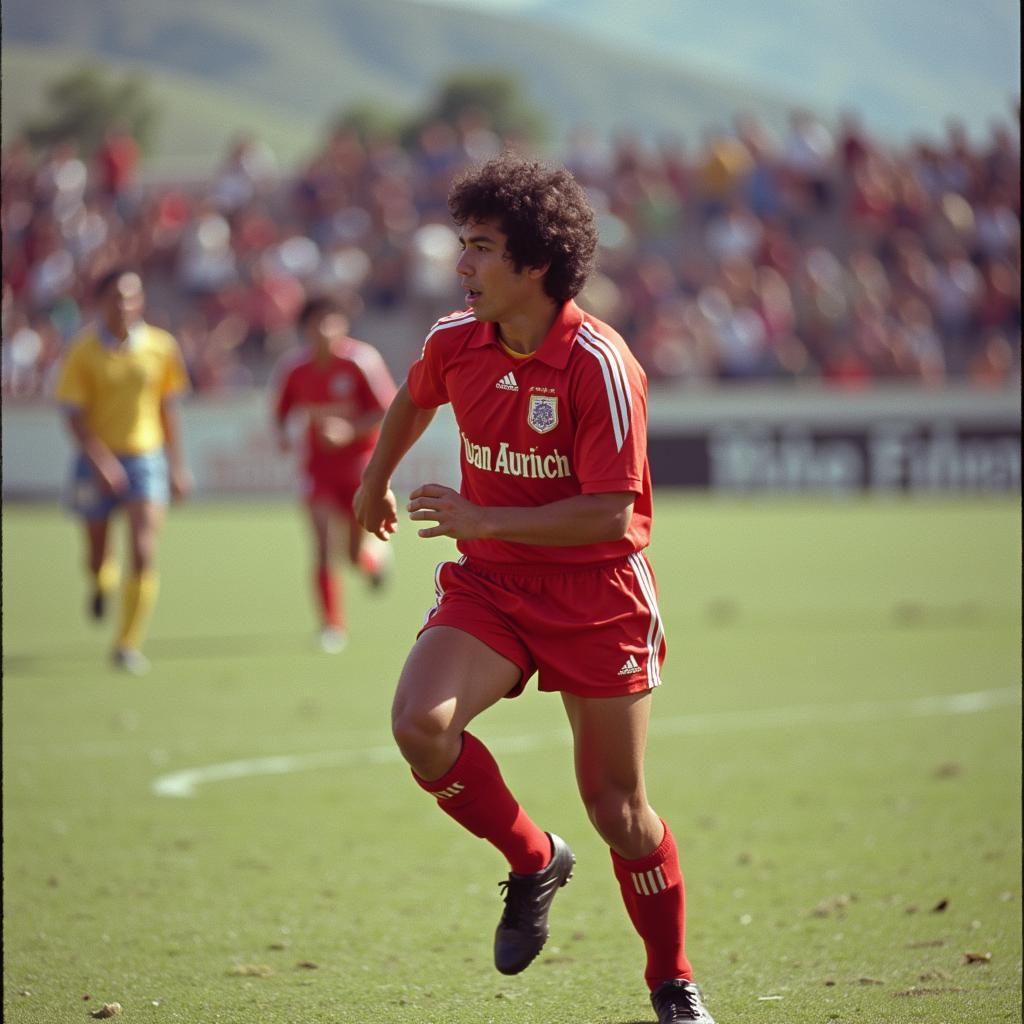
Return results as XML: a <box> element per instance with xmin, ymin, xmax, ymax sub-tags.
<box><xmin>273</xmin><ymin>296</ymin><xmax>397</xmax><ymax>652</ymax></box>
<box><xmin>354</xmin><ymin>153</ymin><xmax>715</xmax><ymax>1023</ymax></box>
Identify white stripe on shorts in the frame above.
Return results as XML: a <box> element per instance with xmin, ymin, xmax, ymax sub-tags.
<box><xmin>422</xmin><ymin>556</ymin><xmax>467</xmax><ymax>627</ymax></box>
<box><xmin>628</xmin><ymin>552</ymin><xmax>664</xmax><ymax>689</ymax></box>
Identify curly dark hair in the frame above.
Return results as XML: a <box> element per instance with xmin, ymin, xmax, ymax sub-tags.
<box><xmin>297</xmin><ymin>295</ymin><xmax>348</xmax><ymax>328</ymax></box>
<box><xmin>448</xmin><ymin>152</ymin><xmax>598</xmax><ymax>303</ymax></box>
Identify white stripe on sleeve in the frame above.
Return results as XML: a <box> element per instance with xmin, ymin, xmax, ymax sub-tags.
<box><xmin>577</xmin><ymin>323</ymin><xmax>633</xmax><ymax>452</ymax></box>
<box><xmin>422</xmin><ymin>312</ymin><xmax>476</xmax><ymax>353</ymax></box>
<box><xmin>576</xmin><ymin>336</ymin><xmax>627</xmax><ymax>451</ymax></box>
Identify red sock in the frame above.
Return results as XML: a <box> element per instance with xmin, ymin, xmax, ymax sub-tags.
<box><xmin>316</xmin><ymin>568</ymin><xmax>342</xmax><ymax>628</ymax></box>
<box><xmin>357</xmin><ymin>547</ymin><xmax>382</xmax><ymax>575</ymax></box>
<box><xmin>413</xmin><ymin>731</ymin><xmax>551</xmax><ymax>874</ymax></box>
<box><xmin>611</xmin><ymin>819</ymin><xmax>693</xmax><ymax>989</ymax></box>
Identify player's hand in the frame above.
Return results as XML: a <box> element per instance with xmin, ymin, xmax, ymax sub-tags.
<box><xmin>170</xmin><ymin>464</ymin><xmax>193</xmax><ymax>503</ymax></box>
<box><xmin>353</xmin><ymin>483</ymin><xmax>399</xmax><ymax>541</ymax></box>
<box><xmin>95</xmin><ymin>458</ymin><xmax>129</xmax><ymax>497</ymax></box>
<box><xmin>316</xmin><ymin>415</ymin><xmax>356</xmax><ymax>449</ymax></box>
<box><xmin>407</xmin><ymin>484</ymin><xmax>486</xmax><ymax>540</ymax></box>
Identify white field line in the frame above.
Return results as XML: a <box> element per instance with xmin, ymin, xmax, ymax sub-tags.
<box><xmin>151</xmin><ymin>686</ymin><xmax>1021</xmax><ymax>799</ymax></box>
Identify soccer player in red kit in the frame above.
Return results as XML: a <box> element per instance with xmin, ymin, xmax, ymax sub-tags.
<box><xmin>274</xmin><ymin>297</ymin><xmax>397</xmax><ymax>652</ymax></box>
<box><xmin>354</xmin><ymin>154</ymin><xmax>715</xmax><ymax>1023</ymax></box>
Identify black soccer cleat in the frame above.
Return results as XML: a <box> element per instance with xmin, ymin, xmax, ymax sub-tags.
<box><xmin>90</xmin><ymin>590</ymin><xmax>106</xmax><ymax>620</ymax></box>
<box><xmin>650</xmin><ymin>979</ymin><xmax>716</xmax><ymax>1023</ymax></box>
<box><xmin>368</xmin><ymin>564</ymin><xmax>390</xmax><ymax>592</ymax></box>
<box><xmin>493</xmin><ymin>832</ymin><xmax>574</xmax><ymax>975</ymax></box>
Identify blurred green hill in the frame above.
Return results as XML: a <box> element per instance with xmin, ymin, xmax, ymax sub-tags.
<box><xmin>2</xmin><ymin>0</ymin><xmax>804</xmax><ymax>174</ymax></box>
<box><xmin>538</xmin><ymin>0</ymin><xmax>1020</xmax><ymax>143</ymax></box>
<box><xmin>2</xmin><ymin>46</ymin><xmax>318</xmax><ymax>177</ymax></box>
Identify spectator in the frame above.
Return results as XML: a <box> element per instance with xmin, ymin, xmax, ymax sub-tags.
<box><xmin>95</xmin><ymin>125</ymin><xmax>142</xmax><ymax>220</ymax></box>
<box><xmin>2</xmin><ymin>107</ymin><xmax>1019</xmax><ymax>395</ymax></box>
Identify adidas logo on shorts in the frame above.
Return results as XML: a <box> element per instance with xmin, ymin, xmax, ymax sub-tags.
<box><xmin>495</xmin><ymin>372</ymin><xmax>519</xmax><ymax>391</ymax></box>
<box><xmin>618</xmin><ymin>655</ymin><xmax>642</xmax><ymax>676</ymax></box>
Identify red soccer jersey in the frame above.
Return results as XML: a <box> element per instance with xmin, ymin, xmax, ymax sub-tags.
<box><xmin>406</xmin><ymin>300</ymin><xmax>653</xmax><ymax>565</ymax></box>
<box><xmin>274</xmin><ymin>338</ymin><xmax>396</xmax><ymax>481</ymax></box>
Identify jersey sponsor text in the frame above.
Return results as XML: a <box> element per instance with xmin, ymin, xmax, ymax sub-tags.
<box><xmin>461</xmin><ymin>432</ymin><xmax>571</xmax><ymax>480</ymax></box>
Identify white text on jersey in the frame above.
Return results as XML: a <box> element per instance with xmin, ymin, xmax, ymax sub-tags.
<box><xmin>461</xmin><ymin>432</ymin><xmax>572</xmax><ymax>479</ymax></box>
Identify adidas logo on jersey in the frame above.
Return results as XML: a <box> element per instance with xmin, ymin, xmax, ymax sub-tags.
<box><xmin>495</xmin><ymin>372</ymin><xmax>519</xmax><ymax>391</ymax></box>
<box><xmin>618</xmin><ymin>655</ymin><xmax>642</xmax><ymax>676</ymax></box>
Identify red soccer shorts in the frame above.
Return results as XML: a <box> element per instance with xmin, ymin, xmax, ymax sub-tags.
<box><xmin>302</xmin><ymin>449</ymin><xmax>372</xmax><ymax>515</ymax></box>
<box><xmin>419</xmin><ymin>553</ymin><xmax>667</xmax><ymax>698</ymax></box>
<box><xmin>302</xmin><ymin>471</ymin><xmax>360</xmax><ymax>515</ymax></box>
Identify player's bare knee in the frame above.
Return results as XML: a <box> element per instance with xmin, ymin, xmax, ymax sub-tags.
<box><xmin>583</xmin><ymin>788</ymin><xmax>648</xmax><ymax>847</ymax></box>
<box><xmin>391</xmin><ymin>705</ymin><xmax>453</xmax><ymax>762</ymax></box>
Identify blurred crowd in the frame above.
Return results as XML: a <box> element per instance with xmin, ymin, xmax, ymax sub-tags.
<box><xmin>2</xmin><ymin>107</ymin><xmax>1020</xmax><ymax>397</ymax></box>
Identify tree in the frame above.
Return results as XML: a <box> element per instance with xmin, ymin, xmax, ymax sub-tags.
<box><xmin>331</xmin><ymin>69</ymin><xmax>548</xmax><ymax>154</ymax></box>
<box><xmin>410</xmin><ymin>69</ymin><xmax>548</xmax><ymax>147</ymax></box>
<box><xmin>23</xmin><ymin>63</ymin><xmax>160</xmax><ymax>156</ymax></box>
<box><xmin>330</xmin><ymin>99</ymin><xmax>409</xmax><ymax>145</ymax></box>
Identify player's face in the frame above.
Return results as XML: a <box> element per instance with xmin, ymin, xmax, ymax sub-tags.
<box><xmin>304</xmin><ymin>311</ymin><xmax>349</xmax><ymax>348</ymax></box>
<box><xmin>102</xmin><ymin>272</ymin><xmax>145</xmax><ymax>337</ymax></box>
<box><xmin>456</xmin><ymin>218</ymin><xmax>541</xmax><ymax>323</ymax></box>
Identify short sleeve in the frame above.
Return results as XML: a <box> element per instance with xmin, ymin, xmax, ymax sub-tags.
<box><xmin>160</xmin><ymin>337</ymin><xmax>191</xmax><ymax>399</ymax></box>
<box><xmin>406</xmin><ymin>332</ymin><xmax>450</xmax><ymax>409</ymax></box>
<box><xmin>53</xmin><ymin>341</ymin><xmax>89</xmax><ymax>408</ymax></box>
<box><xmin>351</xmin><ymin>345</ymin><xmax>397</xmax><ymax>413</ymax></box>
<box><xmin>571</xmin><ymin>336</ymin><xmax>647</xmax><ymax>496</ymax></box>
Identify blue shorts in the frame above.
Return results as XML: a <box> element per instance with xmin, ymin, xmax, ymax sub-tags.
<box><xmin>67</xmin><ymin>451</ymin><xmax>169</xmax><ymax>520</ymax></box>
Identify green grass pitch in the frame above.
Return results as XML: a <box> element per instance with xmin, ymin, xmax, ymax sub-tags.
<box><xmin>2</xmin><ymin>495</ymin><xmax>1021</xmax><ymax>1024</ymax></box>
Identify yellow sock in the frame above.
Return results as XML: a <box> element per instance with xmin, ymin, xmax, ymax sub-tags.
<box><xmin>117</xmin><ymin>570</ymin><xmax>159</xmax><ymax>651</ymax></box>
<box><xmin>95</xmin><ymin>559</ymin><xmax>120</xmax><ymax>595</ymax></box>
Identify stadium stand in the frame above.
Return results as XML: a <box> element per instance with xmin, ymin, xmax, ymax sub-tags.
<box><xmin>2</xmin><ymin>109</ymin><xmax>1019</xmax><ymax>396</ymax></box>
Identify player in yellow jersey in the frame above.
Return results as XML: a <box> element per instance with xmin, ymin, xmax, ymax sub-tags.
<box><xmin>54</xmin><ymin>267</ymin><xmax>193</xmax><ymax>674</ymax></box>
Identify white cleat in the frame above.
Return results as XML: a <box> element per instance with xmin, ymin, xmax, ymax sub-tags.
<box><xmin>112</xmin><ymin>647</ymin><xmax>151</xmax><ymax>676</ymax></box>
<box><xmin>318</xmin><ymin>627</ymin><xmax>348</xmax><ymax>654</ymax></box>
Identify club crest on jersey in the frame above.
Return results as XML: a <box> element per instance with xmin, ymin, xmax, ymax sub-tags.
<box><xmin>527</xmin><ymin>394</ymin><xmax>558</xmax><ymax>434</ymax></box>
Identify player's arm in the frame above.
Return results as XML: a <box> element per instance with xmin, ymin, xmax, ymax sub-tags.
<box><xmin>407</xmin><ymin>486</ymin><xmax>634</xmax><ymax>545</ymax></box>
<box><xmin>274</xmin><ymin>405</ymin><xmax>293</xmax><ymax>452</ymax></box>
<box><xmin>55</xmin><ymin>344</ymin><xmax>128</xmax><ymax>495</ymax></box>
<box><xmin>316</xmin><ymin>347</ymin><xmax>397</xmax><ymax>447</ymax></box>
<box><xmin>349</xmin><ymin>406</ymin><xmax>387</xmax><ymax>438</ymax></box>
<box><xmin>63</xmin><ymin>405</ymin><xmax>129</xmax><ymax>496</ymax></box>
<box><xmin>354</xmin><ymin>383</ymin><xmax>437</xmax><ymax>540</ymax></box>
<box><xmin>271</xmin><ymin>378</ymin><xmax>296</xmax><ymax>452</ymax></box>
<box><xmin>160</xmin><ymin>398</ymin><xmax>193</xmax><ymax>502</ymax></box>
<box><xmin>306</xmin><ymin>402</ymin><xmax>387</xmax><ymax>448</ymax></box>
